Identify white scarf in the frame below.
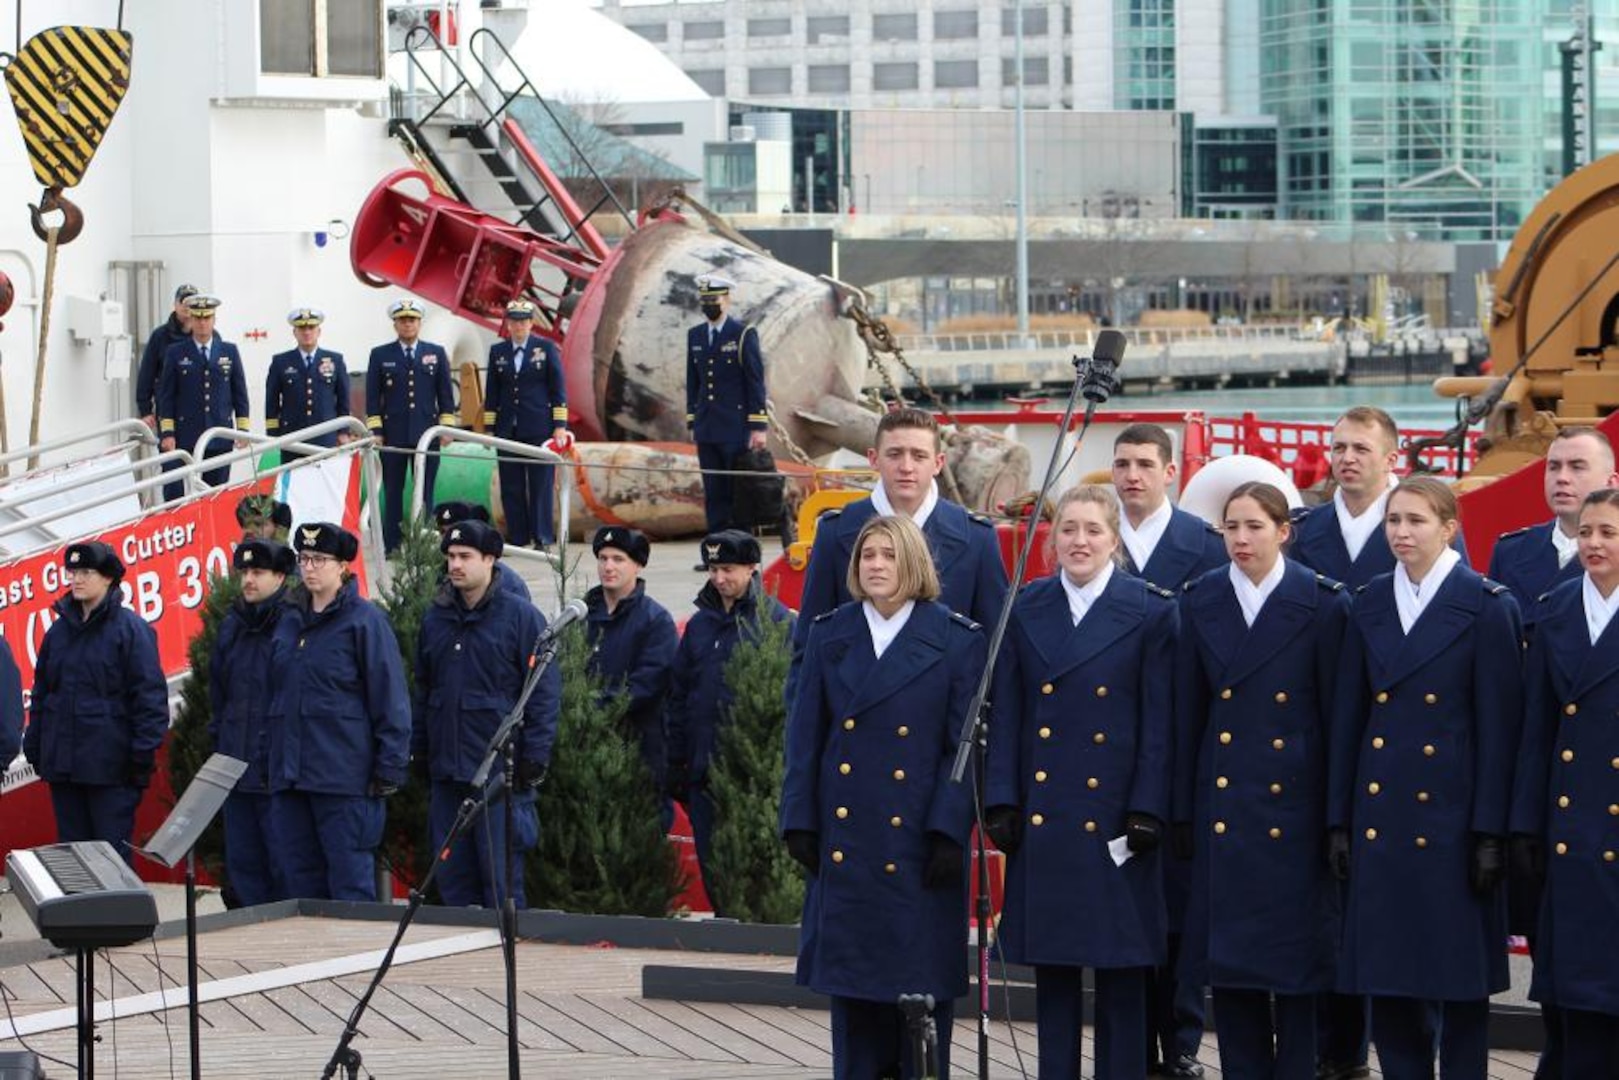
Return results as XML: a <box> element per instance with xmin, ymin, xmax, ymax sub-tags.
<box><xmin>870</xmin><ymin>478</ymin><xmax>939</xmax><ymax>530</ymax></box>
<box><xmin>1229</xmin><ymin>557</ymin><xmax>1286</xmax><ymax>628</ymax></box>
<box><xmin>1334</xmin><ymin>474</ymin><xmax>1399</xmax><ymax>562</ymax></box>
<box><xmin>1119</xmin><ymin>499</ymin><xmax>1172</xmax><ymax>574</ymax></box>
<box><xmin>1552</xmin><ymin>524</ymin><xmax>1579</xmax><ymax>569</ymax></box>
<box><xmin>1583</xmin><ymin>573</ymin><xmax>1619</xmax><ymax>646</ymax></box>
<box><xmin>1060</xmin><ymin>561</ymin><xmax>1114</xmax><ymax>627</ymax></box>
<box><xmin>863</xmin><ymin>599</ymin><xmax>915</xmax><ymax>659</ymax></box>
<box><xmin>1393</xmin><ymin>547</ymin><xmax>1461</xmax><ymax>634</ymax></box>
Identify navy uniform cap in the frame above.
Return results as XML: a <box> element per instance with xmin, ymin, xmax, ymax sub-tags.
<box><xmin>592</xmin><ymin>525</ymin><xmax>650</xmax><ymax>567</ymax></box>
<box><xmin>389</xmin><ymin>299</ymin><xmax>425</xmax><ymax>320</ymax></box>
<box><xmin>505</xmin><ymin>299</ymin><xmax>538</xmax><ymax>320</ymax></box>
<box><xmin>441</xmin><ymin>519</ymin><xmax>504</xmax><ymax>558</ymax></box>
<box><xmin>434</xmin><ymin>500</ymin><xmax>492</xmax><ymax>530</ymax></box>
<box><xmin>293</xmin><ymin>522</ymin><xmax>359</xmax><ymax>562</ymax></box>
<box><xmin>185</xmin><ymin>293</ymin><xmax>222</xmax><ymax>316</ymax></box>
<box><xmin>64</xmin><ymin>541</ymin><xmax>124</xmax><ymax>580</ymax></box>
<box><xmin>287</xmin><ymin>307</ymin><xmax>325</xmax><ymax>328</ymax></box>
<box><xmin>701</xmin><ymin>529</ymin><xmax>761</xmax><ymax>567</ymax></box>
<box><xmin>697</xmin><ymin>275</ymin><xmax>734</xmax><ymax>298</ymax></box>
<box><xmin>235</xmin><ymin>538</ymin><xmax>296</xmax><ymax>575</ymax></box>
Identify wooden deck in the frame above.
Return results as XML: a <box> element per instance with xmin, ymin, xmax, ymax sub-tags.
<box><xmin>0</xmin><ymin>913</ymin><xmax>1541</xmax><ymax>1078</ymax></box>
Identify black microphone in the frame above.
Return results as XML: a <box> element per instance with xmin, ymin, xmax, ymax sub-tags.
<box><xmin>538</xmin><ymin>598</ymin><xmax>588</xmax><ymax>645</ymax></box>
<box><xmin>1078</xmin><ymin>329</ymin><xmax>1126</xmax><ymax>405</ymax></box>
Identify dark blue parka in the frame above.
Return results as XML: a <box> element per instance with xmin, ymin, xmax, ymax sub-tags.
<box><xmin>1289</xmin><ymin>500</ymin><xmax>1470</xmax><ymax>588</ymax></box>
<box><xmin>585</xmin><ymin>580</ymin><xmax>678</xmax><ymax>783</ymax></box>
<box><xmin>1510</xmin><ymin>577</ymin><xmax>1619</xmax><ymax>1016</ymax></box>
<box><xmin>1489</xmin><ymin>521</ymin><xmax>1580</xmax><ymax>634</ymax></box>
<box><xmin>666</xmin><ymin>579</ymin><xmax>794</xmax><ymax>784</ymax></box>
<box><xmin>364</xmin><ymin>339</ymin><xmax>456</xmax><ymax>444</ymax></box>
<box><xmin>208</xmin><ymin>587</ymin><xmax>292</xmax><ymax>794</ymax></box>
<box><xmin>411</xmin><ymin>566</ymin><xmax>558</xmax><ymax>781</ymax></box>
<box><xmin>1173</xmin><ymin>560</ymin><xmax>1349</xmax><ymax>993</ymax></box>
<box><xmin>156</xmin><ymin>337</ymin><xmax>251</xmax><ymax>448</ymax></box>
<box><xmin>483</xmin><ymin>337</ymin><xmax>566</xmax><ymax>441</ymax></box>
<box><xmin>781</xmin><ymin>600</ymin><xmax>986</xmax><ymax>1003</ymax></box>
<box><xmin>25</xmin><ymin>589</ymin><xmax>167</xmax><ymax>786</ymax></box>
<box><xmin>986</xmin><ymin>570</ymin><xmax>1176</xmax><ymax>969</ymax></box>
<box><xmin>791</xmin><ymin>497</ymin><xmax>1007</xmax><ymax>700</ymax></box>
<box><xmin>265</xmin><ymin>348</ymin><xmax>350</xmax><ymax>447</ymax></box>
<box><xmin>1124</xmin><ymin>506</ymin><xmax>1228</xmax><ymax>589</ymax></box>
<box><xmin>268</xmin><ymin>577</ymin><xmax>410</xmax><ymax>795</ymax></box>
<box><xmin>1330</xmin><ymin>566</ymin><xmax>1522</xmax><ymax>1000</ymax></box>
<box><xmin>686</xmin><ymin>316</ymin><xmax>766</xmax><ymax>443</ymax></box>
<box><xmin>0</xmin><ymin>634</ymin><xmax>21</xmax><ymax>766</ymax></box>
<box><xmin>135</xmin><ymin>315</ymin><xmax>192</xmax><ymax>418</ymax></box>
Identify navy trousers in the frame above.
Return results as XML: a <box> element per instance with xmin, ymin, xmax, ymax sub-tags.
<box><xmin>1212</xmin><ymin>987</ymin><xmax>1316</xmax><ymax>1080</ymax></box>
<box><xmin>380</xmin><ymin>446</ymin><xmax>440</xmax><ymax>552</ymax></box>
<box><xmin>223</xmin><ymin>791</ymin><xmax>283</xmax><ymax>906</ymax></box>
<box><xmin>1562</xmin><ymin>1008</ymin><xmax>1619</xmax><ymax>1078</ymax></box>
<box><xmin>1319</xmin><ymin>991</ymin><xmax>1371</xmax><ymax>1069</ymax></box>
<box><xmin>162</xmin><ymin>438</ymin><xmax>233</xmax><ymax>501</ymax></box>
<box><xmin>497</xmin><ymin>454</ymin><xmax>555</xmax><ymax>547</ymax></box>
<box><xmin>50</xmin><ymin>783</ymin><xmax>143</xmax><ymax>863</ymax></box>
<box><xmin>1035</xmin><ymin>964</ymin><xmax>1147</xmax><ymax>1080</ymax></box>
<box><xmin>686</xmin><ymin>786</ymin><xmax>717</xmax><ymax>906</ymax></box>
<box><xmin>1147</xmin><ymin>933</ymin><xmax>1205</xmax><ymax>1065</ymax></box>
<box><xmin>829</xmin><ymin>994</ymin><xmax>955</xmax><ymax>1080</ymax></box>
<box><xmin>696</xmin><ymin>438</ymin><xmax>747</xmax><ymax>533</ymax></box>
<box><xmin>271</xmin><ymin>791</ymin><xmax>384</xmax><ymax>901</ymax></box>
<box><xmin>428</xmin><ymin>780</ymin><xmax>537</xmax><ymax>909</ymax></box>
<box><xmin>1370</xmin><ymin>996</ymin><xmax>1488</xmax><ymax>1080</ymax></box>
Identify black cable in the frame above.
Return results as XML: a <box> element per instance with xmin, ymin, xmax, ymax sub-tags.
<box><xmin>0</xmin><ymin>974</ymin><xmax>76</xmax><ymax>1070</ymax></box>
<box><xmin>968</xmin><ymin>760</ymin><xmax>1031</xmax><ymax>1079</ymax></box>
<box><xmin>145</xmin><ymin>931</ymin><xmax>179</xmax><ymax>1080</ymax></box>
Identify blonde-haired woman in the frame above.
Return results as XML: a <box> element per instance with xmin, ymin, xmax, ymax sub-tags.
<box><xmin>984</xmin><ymin>484</ymin><xmax>1178</xmax><ymax>1080</ymax></box>
<box><xmin>781</xmin><ymin>514</ymin><xmax>986</xmax><ymax>1080</ymax></box>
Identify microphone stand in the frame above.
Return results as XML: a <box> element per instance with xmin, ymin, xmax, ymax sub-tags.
<box><xmin>947</xmin><ymin>342</ymin><xmax>1122</xmax><ymax>1080</ymax></box>
<box><xmin>321</xmin><ymin>620</ymin><xmax>570</xmax><ymax>1080</ymax></box>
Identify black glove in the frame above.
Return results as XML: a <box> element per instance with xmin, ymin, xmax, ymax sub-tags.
<box><xmin>665</xmin><ymin>759</ymin><xmax>691</xmax><ymax>804</ymax></box>
<box><xmin>1327</xmin><ymin>827</ymin><xmax>1351</xmax><ymax>882</ymax></box>
<box><xmin>1171</xmin><ymin>822</ymin><xmax>1195</xmax><ymax>861</ymax></box>
<box><xmin>1125</xmin><ymin>812</ymin><xmax>1163</xmax><ymax>855</ymax></box>
<box><xmin>1470</xmin><ymin>833</ymin><xmax>1506</xmax><ymax>896</ymax></box>
<box><xmin>983</xmin><ymin>805</ymin><xmax>1023</xmax><ymax>856</ymax></box>
<box><xmin>785</xmin><ymin>830</ymin><xmax>820</xmax><ymax>876</ymax></box>
<box><xmin>369</xmin><ymin>777</ymin><xmax>400</xmax><ymax>798</ymax></box>
<box><xmin>923</xmin><ymin>833</ymin><xmax>965</xmax><ymax>889</ymax></box>
<box><xmin>128</xmin><ymin>754</ymin><xmax>155</xmax><ymax>790</ymax></box>
<box><xmin>411</xmin><ymin>756</ymin><xmax>431</xmax><ymax>786</ymax></box>
<box><xmin>1509</xmin><ymin>832</ymin><xmax>1545</xmax><ymax>882</ymax></box>
<box><xmin>517</xmin><ymin>760</ymin><xmax>548</xmax><ymax>791</ymax></box>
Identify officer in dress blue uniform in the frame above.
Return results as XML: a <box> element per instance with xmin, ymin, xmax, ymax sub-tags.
<box><xmin>0</xmin><ymin>634</ymin><xmax>20</xmax><ymax>773</ymax></box>
<box><xmin>209</xmin><ymin>538</ymin><xmax>297</xmax><ymax>907</ymax></box>
<box><xmin>157</xmin><ymin>293</ymin><xmax>251</xmax><ymax>499</ymax></box>
<box><xmin>583</xmin><ymin>527</ymin><xmax>679</xmax><ymax>794</ymax></box>
<box><xmin>265</xmin><ymin>307</ymin><xmax>352</xmax><ymax>461</ymax></box>
<box><xmin>483</xmin><ymin>299</ymin><xmax>570</xmax><ymax>548</ymax></box>
<box><xmin>1510</xmin><ymin>488</ymin><xmax>1619</xmax><ymax>1078</ymax></box>
<box><xmin>792</xmin><ymin>408</ymin><xmax>1007</xmax><ymax>701</ymax></box>
<box><xmin>665</xmin><ymin>529</ymin><xmax>794</xmax><ymax>905</ymax></box>
<box><xmin>1489</xmin><ymin>427</ymin><xmax>1615</xmax><ymax>1080</ymax></box>
<box><xmin>24</xmin><ymin>542</ymin><xmax>168</xmax><ymax>857</ymax></box>
<box><xmin>433</xmin><ymin>501</ymin><xmax>532</xmax><ymax>603</ymax></box>
<box><xmin>686</xmin><ymin>276</ymin><xmax>768</xmax><ymax>533</ymax></box>
<box><xmin>412</xmin><ymin>520</ymin><xmax>558</xmax><ymax>908</ymax></box>
<box><xmin>1329</xmin><ymin>477</ymin><xmax>1522</xmax><ymax>1080</ymax></box>
<box><xmin>781</xmin><ymin>514</ymin><xmax>986</xmax><ymax>1080</ymax></box>
<box><xmin>269</xmin><ymin>523</ymin><xmax>411</xmax><ymax>901</ymax></box>
<box><xmin>984</xmin><ymin>485</ymin><xmax>1176</xmax><ymax>1080</ymax></box>
<box><xmin>366</xmin><ymin>300</ymin><xmax>459</xmax><ymax>553</ymax></box>
<box><xmin>1112</xmin><ymin>422</ymin><xmax>1225</xmax><ymax>1079</ymax></box>
<box><xmin>136</xmin><ymin>283</ymin><xmax>197</xmax><ymax>430</ymax></box>
<box><xmin>1174</xmin><ymin>482</ymin><xmax>1350</xmax><ymax>1080</ymax></box>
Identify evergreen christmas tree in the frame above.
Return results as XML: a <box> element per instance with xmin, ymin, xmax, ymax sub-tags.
<box><xmin>166</xmin><ymin>571</ymin><xmax>242</xmax><ymax>883</ymax></box>
<box><xmin>703</xmin><ymin>608</ymin><xmax>804</xmax><ymax>924</ymax></box>
<box><xmin>527</xmin><ymin>630</ymin><xmax>682</xmax><ymax>915</ymax></box>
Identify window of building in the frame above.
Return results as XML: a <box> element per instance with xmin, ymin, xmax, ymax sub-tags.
<box><xmin>749</xmin><ymin>66</ymin><xmax>792</xmax><ymax>95</ymax></box>
<box><xmin>935</xmin><ymin>10</ymin><xmax>980</xmax><ymax>40</ymax></box>
<box><xmin>808</xmin><ymin>64</ymin><xmax>851</xmax><ymax>93</ymax></box>
<box><xmin>628</xmin><ymin>22</ymin><xmax>668</xmax><ymax>43</ymax></box>
<box><xmin>935</xmin><ymin>59</ymin><xmax>980</xmax><ymax>89</ymax></box>
<box><xmin>874</xmin><ymin>61</ymin><xmax>920</xmax><ymax>91</ymax></box>
<box><xmin>686</xmin><ymin>68</ymin><xmax>726</xmax><ymax>96</ymax></box>
<box><xmin>685</xmin><ymin>20</ymin><xmax>725</xmax><ymax>41</ymax></box>
<box><xmin>1001</xmin><ymin>7</ymin><xmax>1050</xmax><ymax>36</ymax></box>
<box><xmin>873</xmin><ymin>13</ymin><xmax>918</xmax><ymax>42</ymax></box>
<box><xmin>748</xmin><ymin>17</ymin><xmax>791</xmax><ymax>38</ymax></box>
<box><xmin>807</xmin><ymin>15</ymin><xmax>851</xmax><ymax>43</ymax></box>
<box><xmin>602</xmin><ymin>121</ymin><xmax>685</xmax><ymax>137</ymax></box>
<box><xmin>261</xmin><ymin>0</ymin><xmax>381</xmax><ymax>77</ymax></box>
<box><xmin>1001</xmin><ymin>55</ymin><xmax>1049</xmax><ymax>85</ymax></box>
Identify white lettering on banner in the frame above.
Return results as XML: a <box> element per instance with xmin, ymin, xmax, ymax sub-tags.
<box><xmin>132</xmin><ymin>571</ymin><xmax>164</xmax><ymax>621</ymax></box>
<box><xmin>120</xmin><ymin>522</ymin><xmax>198</xmax><ymax>567</ymax></box>
<box><xmin>0</xmin><ymin>575</ymin><xmax>38</xmax><ymax>611</ymax></box>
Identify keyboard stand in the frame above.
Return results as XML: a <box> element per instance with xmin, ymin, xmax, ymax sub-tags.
<box><xmin>75</xmin><ymin>946</ymin><xmax>94</xmax><ymax>1080</ymax></box>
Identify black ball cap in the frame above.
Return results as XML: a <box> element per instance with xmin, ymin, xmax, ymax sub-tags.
<box><xmin>434</xmin><ymin>500</ymin><xmax>491</xmax><ymax>530</ymax></box>
<box><xmin>701</xmin><ymin>529</ymin><xmax>761</xmax><ymax>567</ymax></box>
<box><xmin>292</xmin><ymin>522</ymin><xmax>359</xmax><ymax>562</ymax></box>
<box><xmin>63</xmin><ymin>541</ymin><xmax>124</xmax><ymax>580</ymax></box>
<box><xmin>591</xmin><ymin>525</ymin><xmax>650</xmax><ymax>567</ymax></box>
<box><xmin>235</xmin><ymin>538</ymin><xmax>296</xmax><ymax>575</ymax></box>
<box><xmin>440</xmin><ymin>519</ymin><xmax>503</xmax><ymax>558</ymax></box>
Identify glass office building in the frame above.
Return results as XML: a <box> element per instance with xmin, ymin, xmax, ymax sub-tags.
<box><xmin>1262</xmin><ymin>0</ymin><xmax>1546</xmax><ymax>240</ymax></box>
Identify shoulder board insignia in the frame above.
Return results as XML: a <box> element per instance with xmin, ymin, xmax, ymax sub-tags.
<box><xmin>1289</xmin><ymin>505</ymin><xmax>1313</xmax><ymax>522</ymax></box>
<box><xmin>967</xmin><ymin>511</ymin><xmax>995</xmax><ymax>527</ymax></box>
<box><xmin>813</xmin><ymin>608</ymin><xmax>839</xmax><ymax>623</ymax></box>
<box><xmin>1181</xmin><ymin>578</ymin><xmax>1199</xmax><ymax>593</ymax></box>
<box><xmin>816</xmin><ymin>506</ymin><xmax>843</xmax><ymax>520</ymax></box>
<box><xmin>1535</xmin><ymin>591</ymin><xmax>1554</xmax><ymax>604</ymax></box>
<box><xmin>950</xmin><ymin>611</ymin><xmax>982</xmax><ymax>631</ymax></box>
<box><xmin>1316</xmin><ymin>573</ymin><xmax>1346</xmax><ymax>592</ymax></box>
<box><xmin>1482</xmin><ymin>578</ymin><xmax>1510</xmax><ymax>596</ymax></box>
<box><xmin>1204</xmin><ymin>521</ymin><xmax>1223</xmax><ymax>534</ymax></box>
<box><xmin>1498</xmin><ymin>525</ymin><xmax>1534</xmax><ymax>540</ymax></box>
<box><xmin>1144</xmin><ymin>582</ymin><xmax>1176</xmax><ymax>599</ymax></box>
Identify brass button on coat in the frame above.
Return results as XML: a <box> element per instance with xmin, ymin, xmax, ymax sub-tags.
<box><xmin>890</xmin><ymin>816</ymin><xmax>903</xmax><ymax>828</ymax></box>
<box><xmin>1084</xmin><ymin>820</ymin><xmax>1097</xmax><ymax>832</ymax></box>
<box><xmin>832</xmin><ymin>850</ymin><xmax>844</xmax><ymax>863</ymax></box>
<box><xmin>1220</xmin><ymin>688</ymin><xmax>1233</xmax><ymax>700</ymax></box>
<box><xmin>1559</xmin><ymin>795</ymin><xmax>1571</xmax><ymax>809</ymax></box>
<box><xmin>1274</xmin><ymin>691</ymin><xmax>1289</xmax><ymax>704</ymax></box>
<box><xmin>1041</xmin><ymin>683</ymin><xmax>1055</xmax><ymax>695</ymax></box>
<box><xmin>839</xmin><ymin>763</ymin><xmax>852</xmax><ymax>775</ymax></box>
<box><xmin>1376</xmin><ymin>691</ymin><xmax>1389</xmax><ymax>704</ymax></box>
<box><xmin>1556</xmin><ymin>842</ymin><xmax>1569</xmax><ymax>855</ymax></box>
<box><xmin>1270</xmin><ymin>782</ymin><xmax>1282</xmax><ymax>795</ymax></box>
<box><xmin>1039</xmin><ymin>727</ymin><xmax>1052</xmax><ymax>739</ymax></box>
<box><xmin>1214</xmin><ymin>821</ymin><xmax>1227</xmax><ymax>834</ymax></box>
<box><xmin>1566</xmin><ymin>703</ymin><xmax>1579</xmax><ymax>716</ymax></box>
<box><xmin>1035</xmin><ymin>770</ymin><xmax>1048</xmax><ymax>783</ymax></box>
<box><xmin>885</xmin><ymin>862</ymin><xmax>897</xmax><ymax>873</ymax></box>
<box><xmin>1416</xmin><ymin>837</ymin><xmax>1428</xmax><ymax>848</ymax></box>
<box><xmin>1219</xmin><ymin>731</ymin><xmax>1232</xmax><ymax>745</ymax></box>
<box><xmin>1216</xmin><ymin>776</ymin><xmax>1229</xmax><ymax>789</ymax></box>
<box><xmin>1030</xmin><ymin>814</ymin><xmax>1045</xmax><ymax>827</ymax></box>
<box><xmin>1095</xmin><ymin>686</ymin><xmax>1109</xmax><ymax>698</ymax></box>
<box><xmin>1272</xmin><ymin>738</ymin><xmax>1286</xmax><ymax>751</ymax></box>
<box><xmin>1093</xmin><ymin>732</ymin><xmax>1106</xmax><ymax>744</ymax></box>
<box><xmin>892</xmin><ymin>769</ymin><xmax>906</xmax><ymax>781</ymax></box>
<box><xmin>1269</xmin><ymin>827</ymin><xmax>1282</xmax><ymax>839</ymax></box>
<box><xmin>1368</xmin><ymin>782</ymin><xmax>1381</xmax><ymax>795</ymax></box>
<box><xmin>844</xmin><ymin>718</ymin><xmax>856</xmax><ymax>730</ymax></box>
<box><xmin>836</xmin><ymin>807</ymin><xmax>849</xmax><ymax>819</ymax></box>
<box><xmin>1087</xmin><ymin>778</ymin><xmax>1099</xmax><ymax>789</ymax></box>
<box><xmin>1365</xmin><ymin>828</ymin><xmax>1378</xmax><ymax>840</ymax></box>
<box><xmin>1423</xmin><ymin>744</ymin><xmax>1436</xmax><ymax>757</ymax></box>
<box><xmin>1372</xmin><ymin>736</ymin><xmax>1386</xmax><ymax>749</ymax></box>
<box><xmin>897</xmin><ymin>726</ymin><xmax>909</xmax><ymax>737</ymax></box>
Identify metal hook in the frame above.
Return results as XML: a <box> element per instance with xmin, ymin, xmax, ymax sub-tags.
<box><xmin>30</xmin><ymin>186</ymin><xmax>85</xmax><ymax>245</ymax></box>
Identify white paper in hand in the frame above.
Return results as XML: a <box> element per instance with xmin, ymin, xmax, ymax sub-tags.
<box><xmin>1108</xmin><ymin>835</ymin><xmax>1134</xmax><ymax>867</ymax></box>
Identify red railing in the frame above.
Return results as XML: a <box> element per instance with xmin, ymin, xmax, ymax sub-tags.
<box><xmin>1204</xmin><ymin>412</ymin><xmax>1481</xmax><ymax>491</ymax></box>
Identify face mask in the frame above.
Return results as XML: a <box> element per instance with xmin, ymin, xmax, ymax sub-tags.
<box><xmin>700</xmin><ymin>302</ymin><xmax>722</xmax><ymax>320</ymax></box>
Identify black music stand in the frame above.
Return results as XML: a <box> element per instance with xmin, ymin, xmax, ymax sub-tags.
<box><xmin>134</xmin><ymin>752</ymin><xmax>246</xmax><ymax>1080</ymax></box>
